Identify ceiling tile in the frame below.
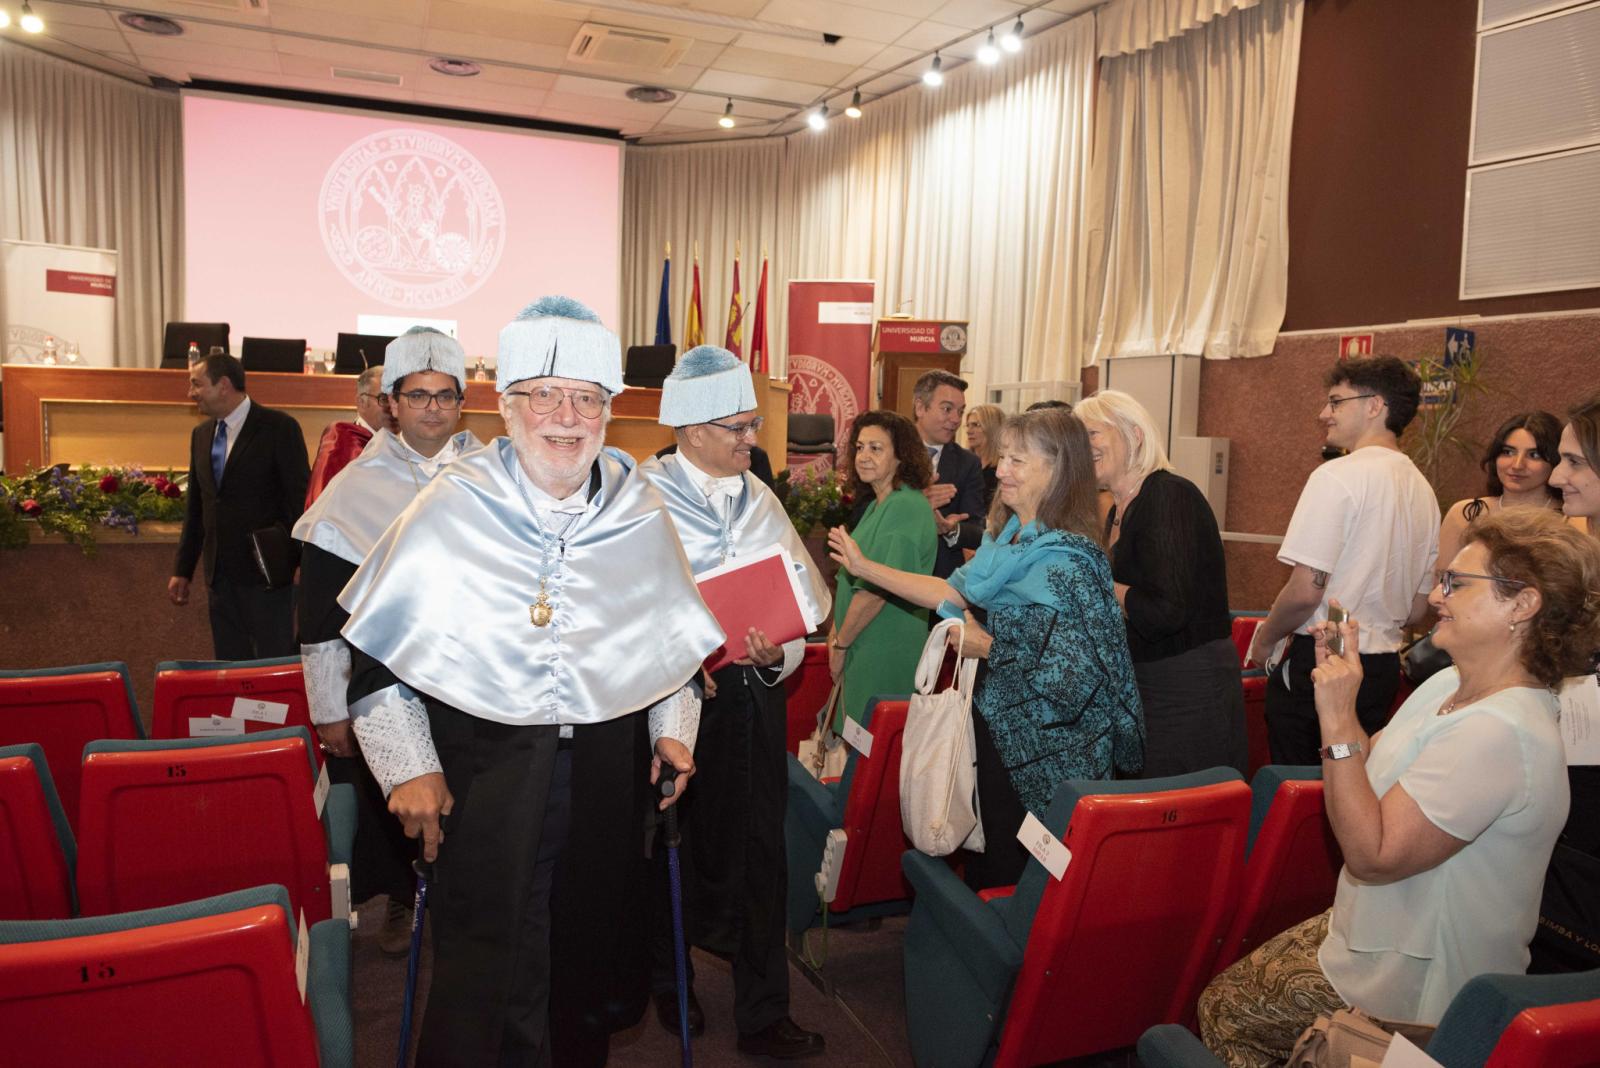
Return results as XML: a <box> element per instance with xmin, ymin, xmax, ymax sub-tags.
<box><xmin>276</xmin><ymin>50</ymin><xmax>421</xmax><ymax>81</ymax></box>
<box><xmin>275</xmin><ymin>39</ymin><xmax>420</xmax><ymax>74</ymax></box>
<box><xmin>585</xmin><ymin>11</ymin><xmax>739</xmax><ymax>45</ymax></box>
<box><xmin>844</xmin><ymin>0</ymin><xmax>949</xmax><ymax>16</ymax></box>
<box><xmin>894</xmin><ymin>21</ymin><xmax>980</xmax><ymax>55</ymax></box>
<box><xmin>276</xmin><ymin>0</ymin><xmax>430</xmax><ymax>22</ymax></box>
<box><xmin>729</xmin><ymin>31</ymin><xmax>884</xmax><ymax>68</ymax></box>
<box><xmin>38</xmin><ymin>25</ymin><xmax>130</xmax><ymax>54</ymax></box>
<box><xmin>752</xmin><ymin>0</ymin><xmax>918</xmax><ymax>45</ymax></box>
<box><xmin>679</xmin><ymin>0</ymin><xmax>769</xmax><ymax>16</ymax></box>
<box><xmin>670</xmin><ymin>92</ymin><xmax>792</xmax><ymax>120</ymax></box>
<box><xmin>425</xmin><ymin>3</ymin><xmax>587</xmax><ymax>47</ymax></box>
<box><xmin>130</xmin><ymin>38</ymin><xmax>284</xmax><ymax>75</ymax></box>
<box><xmin>550</xmin><ymin>72</ymin><xmax>648</xmax><ymax>99</ymax></box>
<box><xmin>711</xmin><ymin>44</ymin><xmax>858</xmax><ymax>86</ymax></box>
<box><xmin>475</xmin><ymin>65</ymin><xmax>562</xmax><ymax>90</ymax></box>
<box><xmin>422</xmin><ymin>28</ymin><xmax>570</xmax><ymax>68</ymax></box>
<box><xmin>929</xmin><ymin>0</ymin><xmax>1024</xmax><ymax>31</ymax></box>
<box><xmin>692</xmin><ymin>68</ymin><xmax>827</xmax><ymax>105</ymax></box>
<box><xmin>269</xmin><ymin>7</ymin><xmax>426</xmax><ymax>48</ymax></box>
<box><xmin>33</xmin><ymin>2</ymin><xmax>120</xmax><ymax>30</ymax></box>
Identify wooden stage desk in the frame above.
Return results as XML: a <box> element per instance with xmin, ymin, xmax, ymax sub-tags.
<box><xmin>1</xmin><ymin>363</ymin><xmax>791</xmax><ymax>472</ymax></box>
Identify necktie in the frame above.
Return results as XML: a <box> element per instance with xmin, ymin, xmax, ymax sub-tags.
<box><xmin>927</xmin><ymin>445</ymin><xmax>938</xmax><ymax>459</ymax></box>
<box><xmin>211</xmin><ymin>420</ymin><xmax>228</xmax><ymax>488</ymax></box>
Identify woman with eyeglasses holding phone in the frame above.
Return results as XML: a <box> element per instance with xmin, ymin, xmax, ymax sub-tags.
<box><xmin>1197</xmin><ymin>506</ymin><xmax>1600</xmax><ymax>1066</ymax></box>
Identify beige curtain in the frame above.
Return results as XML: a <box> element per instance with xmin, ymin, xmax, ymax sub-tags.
<box><xmin>622</xmin><ymin>11</ymin><xmax>1095</xmax><ymax>400</ymax></box>
<box><xmin>1097</xmin><ymin>0</ymin><xmax>1267</xmax><ymax>56</ymax></box>
<box><xmin>1083</xmin><ymin>0</ymin><xmax>1302</xmax><ymax>361</ymax></box>
<box><xmin>1</xmin><ymin>40</ymin><xmax>182</xmax><ymax>368</ymax></box>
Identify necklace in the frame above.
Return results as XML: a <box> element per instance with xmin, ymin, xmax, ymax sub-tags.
<box><xmin>1438</xmin><ymin>678</ymin><xmax>1538</xmax><ymax>716</ymax></box>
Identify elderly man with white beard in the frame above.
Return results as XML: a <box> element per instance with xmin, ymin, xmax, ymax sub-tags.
<box><xmin>339</xmin><ymin>296</ymin><xmax>724</xmax><ymax>1068</ymax></box>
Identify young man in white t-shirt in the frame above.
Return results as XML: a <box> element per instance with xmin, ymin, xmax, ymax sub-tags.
<box><xmin>1246</xmin><ymin>357</ymin><xmax>1440</xmax><ymax>764</ymax></box>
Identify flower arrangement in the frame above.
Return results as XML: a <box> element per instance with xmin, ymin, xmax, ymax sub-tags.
<box><xmin>773</xmin><ymin>465</ymin><xmax>855</xmax><ymax>536</ymax></box>
<box><xmin>0</xmin><ymin>465</ymin><xmax>186</xmax><ymax>556</ymax></box>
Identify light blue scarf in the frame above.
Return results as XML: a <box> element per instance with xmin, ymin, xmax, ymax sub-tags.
<box><xmin>950</xmin><ymin>515</ymin><xmax>1105</xmax><ymax>609</ymax></box>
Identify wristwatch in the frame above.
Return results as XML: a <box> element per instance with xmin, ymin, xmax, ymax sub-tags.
<box><xmin>1319</xmin><ymin>742</ymin><xmax>1364</xmax><ymax>761</ymax></box>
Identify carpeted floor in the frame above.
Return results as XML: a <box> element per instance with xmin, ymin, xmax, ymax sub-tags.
<box><xmin>350</xmin><ymin>897</ymin><xmax>916</xmax><ymax>1068</ymax></box>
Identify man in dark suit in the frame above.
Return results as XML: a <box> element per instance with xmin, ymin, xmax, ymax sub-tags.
<box><xmin>912</xmin><ymin>369</ymin><xmax>986</xmax><ymax>578</ymax></box>
<box><xmin>168</xmin><ymin>352</ymin><xmax>310</xmax><ymax>659</ymax></box>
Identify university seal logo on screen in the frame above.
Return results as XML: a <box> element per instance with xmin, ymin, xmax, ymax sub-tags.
<box><xmin>319</xmin><ymin>129</ymin><xmax>506</xmax><ymax>309</ymax></box>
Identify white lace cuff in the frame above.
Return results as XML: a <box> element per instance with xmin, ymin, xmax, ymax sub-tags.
<box><xmin>648</xmin><ymin>685</ymin><xmax>700</xmax><ymax>753</ymax></box>
<box><xmin>762</xmin><ymin>638</ymin><xmax>806</xmax><ymax>688</ymax></box>
<box><xmin>348</xmin><ymin>684</ymin><xmax>441</xmax><ymax>797</ymax></box>
<box><xmin>300</xmin><ymin>640</ymin><xmax>352</xmax><ymax>725</ymax></box>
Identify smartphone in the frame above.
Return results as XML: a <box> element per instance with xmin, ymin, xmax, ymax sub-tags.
<box><xmin>1326</xmin><ymin>605</ymin><xmax>1347</xmax><ymax>657</ymax></box>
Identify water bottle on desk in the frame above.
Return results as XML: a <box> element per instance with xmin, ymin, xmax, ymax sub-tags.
<box><xmin>188</xmin><ymin>341</ymin><xmax>201</xmax><ymax>366</ymax></box>
<box><xmin>41</xmin><ymin>336</ymin><xmax>58</xmax><ymax>364</ymax></box>
<box><xmin>304</xmin><ymin>347</ymin><xmax>315</xmax><ymax>375</ymax></box>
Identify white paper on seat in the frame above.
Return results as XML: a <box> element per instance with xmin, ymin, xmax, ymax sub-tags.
<box><xmin>313</xmin><ymin>762</ymin><xmax>330</xmax><ymax>818</ymax></box>
<box><xmin>1379</xmin><ymin>1033</ymin><xmax>1443</xmax><ymax>1067</ymax></box>
<box><xmin>841</xmin><ymin>715</ymin><xmax>873</xmax><ymax>758</ymax></box>
<box><xmin>295</xmin><ymin>907</ymin><xmax>310</xmax><ymax>1003</ymax></box>
<box><xmin>189</xmin><ymin>715</ymin><xmax>245</xmax><ymax>737</ymax></box>
<box><xmin>231</xmin><ymin>696</ymin><xmax>289</xmax><ymax>725</ymax></box>
<box><xmin>1558</xmin><ymin>674</ymin><xmax>1600</xmax><ymax>765</ymax></box>
<box><xmin>1016</xmin><ymin>811</ymin><xmax>1071</xmax><ymax>880</ymax></box>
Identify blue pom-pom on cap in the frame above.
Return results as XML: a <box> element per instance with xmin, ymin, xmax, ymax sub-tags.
<box><xmin>516</xmin><ymin>295</ymin><xmax>601</xmax><ymax>323</ymax></box>
<box><xmin>675</xmin><ymin>344</ymin><xmax>740</xmax><ymax>377</ymax></box>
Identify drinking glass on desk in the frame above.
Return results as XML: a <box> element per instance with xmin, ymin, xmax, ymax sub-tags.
<box><xmin>64</xmin><ymin>341</ymin><xmax>81</xmax><ymax>364</ymax></box>
<box><xmin>323</xmin><ymin>351</ymin><xmax>335</xmax><ymax>374</ymax></box>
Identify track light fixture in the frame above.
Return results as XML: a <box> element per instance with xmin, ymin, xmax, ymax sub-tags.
<box><xmin>922</xmin><ymin>52</ymin><xmax>944</xmax><ymax>88</ymax></box>
<box><xmin>978</xmin><ymin>27</ymin><xmax>1000</xmax><ymax>65</ymax></box>
<box><xmin>20</xmin><ymin>1</ymin><xmax>43</xmax><ymax>33</ymax></box>
<box><xmin>845</xmin><ymin>87</ymin><xmax>862</xmax><ymax>119</ymax></box>
<box><xmin>719</xmin><ymin>99</ymin><xmax>735</xmax><ymax>129</ymax></box>
<box><xmin>807</xmin><ymin>104</ymin><xmax>828</xmax><ymax>131</ymax></box>
<box><xmin>1001</xmin><ymin>17</ymin><xmax>1023</xmax><ymax>53</ymax></box>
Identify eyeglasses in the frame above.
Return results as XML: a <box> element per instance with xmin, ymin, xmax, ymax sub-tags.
<box><xmin>504</xmin><ymin>384</ymin><xmax>608</xmax><ymax>419</ymax></box>
<box><xmin>706</xmin><ymin>417</ymin><xmax>765</xmax><ymax>439</ymax></box>
<box><xmin>358</xmin><ymin>392</ymin><xmax>384</xmax><ymax>401</ymax></box>
<box><xmin>1325</xmin><ymin>393</ymin><xmax>1378</xmax><ymax>411</ymax></box>
<box><xmin>397</xmin><ymin>389</ymin><xmax>462</xmax><ymax>410</ymax></box>
<box><xmin>1438</xmin><ymin>569</ymin><xmax>1529</xmax><ymax>597</ymax></box>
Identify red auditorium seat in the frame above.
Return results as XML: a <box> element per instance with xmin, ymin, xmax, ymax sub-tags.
<box><xmin>151</xmin><ymin>658</ymin><xmax>319</xmax><ymax>764</ymax></box>
<box><xmin>0</xmin><ymin>744</ymin><xmax>75</xmax><ymax>920</ymax></box>
<box><xmin>785</xmin><ymin>698</ymin><xmax>915</xmax><ymax>935</ymax></box>
<box><xmin>784</xmin><ymin>642</ymin><xmax>831</xmax><ymax>756</ymax></box>
<box><xmin>0</xmin><ymin>884</ymin><xmax>349</xmax><ymax>1067</ymax></box>
<box><xmin>1212</xmin><ymin>768</ymin><xmax>1341</xmax><ymax>978</ymax></box>
<box><xmin>901</xmin><ymin>769</ymin><xmax>1251</xmax><ymax>1068</ymax></box>
<box><xmin>0</xmin><ymin>662</ymin><xmax>143</xmax><ymax>830</ymax></box>
<box><xmin>76</xmin><ymin>730</ymin><xmax>348</xmax><ymax>924</ymax></box>
<box><xmin>1229</xmin><ymin>613</ymin><xmax>1264</xmax><ymax>666</ymax></box>
<box><xmin>1485</xmin><ymin>997</ymin><xmax>1600</xmax><ymax>1067</ymax></box>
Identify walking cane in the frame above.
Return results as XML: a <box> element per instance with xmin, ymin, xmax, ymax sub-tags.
<box><xmin>396</xmin><ymin>849</ymin><xmax>431</xmax><ymax>1068</ymax></box>
<box><xmin>661</xmin><ymin>778</ymin><xmax>693</xmax><ymax>1068</ymax></box>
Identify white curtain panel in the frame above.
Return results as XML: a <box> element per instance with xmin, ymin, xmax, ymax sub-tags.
<box><xmin>1097</xmin><ymin>0</ymin><xmax>1267</xmax><ymax>57</ymax></box>
<box><xmin>1084</xmin><ymin>0</ymin><xmax>1303</xmax><ymax>361</ymax></box>
<box><xmin>621</xmin><ymin>11</ymin><xmax>1095</xmax><ymax>397</ymax></box>
<box><xmin>0</xmin><ymin>41</ymin><xmax>182</xmax><ymax>368</ymax></box>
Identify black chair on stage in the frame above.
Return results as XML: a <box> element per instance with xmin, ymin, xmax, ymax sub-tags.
<box><xmin>786</xmin><ymin>413</ymin><xmax>837</xmax><ymax>462</ymax></box>
<box><xmin>240</xmin><ymin>338</ymin><xmax>307</xmax><ymax>374</ymax></box>
<box><xmin>160</xmin><ymin>322</ymin><xmax>230</xmax><ymax>369</ymax></box>
<box><xmin>333</xmin><ymin>333</ymin><xmax>395</xmax><ymax>375</ymax></box>
<box><xmin>623</xmin><ymin>344</ymin><xmax>676</xmax><ymax>389</ymax></box>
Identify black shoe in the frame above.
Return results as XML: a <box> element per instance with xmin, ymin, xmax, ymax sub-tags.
<box><xmin>654</xmin><ymin>988</ymin><xmax>705</xmax><ymax>1037</ymax></box>
<box><xmin>736</xmin><ymin>1017</ymin><xmax>825</xmax><ymax>1060</ymax></box>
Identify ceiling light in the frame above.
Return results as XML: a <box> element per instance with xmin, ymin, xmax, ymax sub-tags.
<box><xmin>0</xmin><ymin>10</ymin><xmax>10</xmax><ymax>30</ymax></box>
<box><xmin>20</xmin><ymin>1</ymin><xmax>43</xmax><ymax>33</ymax></box>
<box><xmin>922</xmin><ymin>52</ymin><xmax>943</xmax><ymax>88</ymax></box>
<box><xmin>978</xmin><ymin>28</ymin><xmax>999</xmax><ymax>65</ymax></box>
<box><xmin>845</xmin><ymin>87</ymin><xmax>862</xmax><ymax>119</ymax></box>
<box><xmin>718</xmin><ymin>99</ymin><xmax>735</xmax><ymax>129</ymax></box>
<box><xmin>119</xmin><ymin>12</ymin><xmax>183</xmax><ymax>36</ymax></box>
<box><xmin>429</xmin><ymin>57</ymin><xmax>481</xmax><ymax>77</ymax></box>
<box><xmin>807</xmin><ymin>104</ymin><xmax>828</xmax><ymax>132</ymax></box>
<box><xmin>1001</xmin><ymin>17</ymin><xmax>1023</xmax><ymax>53</ymax></box>
<box><xmin>625</xmin><ymin>85</ymin><xmax>677</xmax><ymax>104</ymax></box>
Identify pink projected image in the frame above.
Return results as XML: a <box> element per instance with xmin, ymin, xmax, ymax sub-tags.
<box><xmin>183</xmin><ymin>92</ymin><xmax>621</xmax><ymax>362</ymax></box>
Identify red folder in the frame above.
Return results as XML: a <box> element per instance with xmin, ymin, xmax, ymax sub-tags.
<box><xmin>695</xmin><ymin>545</ymin><xmax>818</xmax><ymax>673</ymax></box>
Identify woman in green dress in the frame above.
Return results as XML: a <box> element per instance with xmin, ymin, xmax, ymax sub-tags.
<box><xmin>828</xmin><ymin>409</ymin><xmax>938</xmax><ymax>729</ymax></box>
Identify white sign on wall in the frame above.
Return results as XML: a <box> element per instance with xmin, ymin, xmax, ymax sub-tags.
<box><xmin>2</xmin><ymin>239</ymin><xmax>119</xmax><ymax>366</ymax></box>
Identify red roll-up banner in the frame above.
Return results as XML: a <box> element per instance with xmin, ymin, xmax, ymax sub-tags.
<box><xmin>785</xmin><ymin>280</ymin><xmax>875</xmax><ymax>476</ymax></box>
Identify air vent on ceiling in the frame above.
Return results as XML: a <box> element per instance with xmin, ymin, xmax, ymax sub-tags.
<box><xmin>331</xmin><ymin>67</ymin><xmax>404</xmax><ymax>87</ymax></box>
<box><xmin>567</xmin><ymin>23</ymin><xmax>691</xmax><ymax>71</ymax></box>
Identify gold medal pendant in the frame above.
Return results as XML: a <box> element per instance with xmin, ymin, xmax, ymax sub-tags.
<box><xmin>529</xmin><ymin>591</ymin><xmax>553</xmax><ymax>627</ymax></box>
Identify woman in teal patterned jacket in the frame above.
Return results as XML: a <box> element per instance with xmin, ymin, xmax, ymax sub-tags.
<box><xmin>829</xmin><ymin>407</ymin><xmax>1144</xmax><ymax>887</ymax></box>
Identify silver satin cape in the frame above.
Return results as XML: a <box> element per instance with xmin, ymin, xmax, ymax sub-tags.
<box><xmin>339</xmin><ymin>439</ymin><xmax>726</xmax><ymax>726</ymax></box>
<box><xmin>638</xmin><ymin>452</ymin><xmax>831</xmax><ymax>626</ymax></box>
<box><xmin>292</xmin><ymin>428</ymin><xmax>484</xmax><ymax>565</ymax></box>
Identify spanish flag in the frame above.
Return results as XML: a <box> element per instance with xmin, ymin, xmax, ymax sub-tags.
<box><xmin>723</xmin><ymin>255</ymin><xmax>744</xmax><ymax>357</ymax></box>
<box><xmin>748</xmin><ymin>253</ymin><xmax>770</xmax><ymax>375</ymax></box>
<box><xmin>684</xmin><ymin>249</ymin><xmax>705</xmax><ymax>349</ymax></box>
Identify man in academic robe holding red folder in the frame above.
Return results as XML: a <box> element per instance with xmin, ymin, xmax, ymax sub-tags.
<box><xmin>639</xmin><ymin>345</ymin><xmax>832</xmax><ymax>1060</ymax></box>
